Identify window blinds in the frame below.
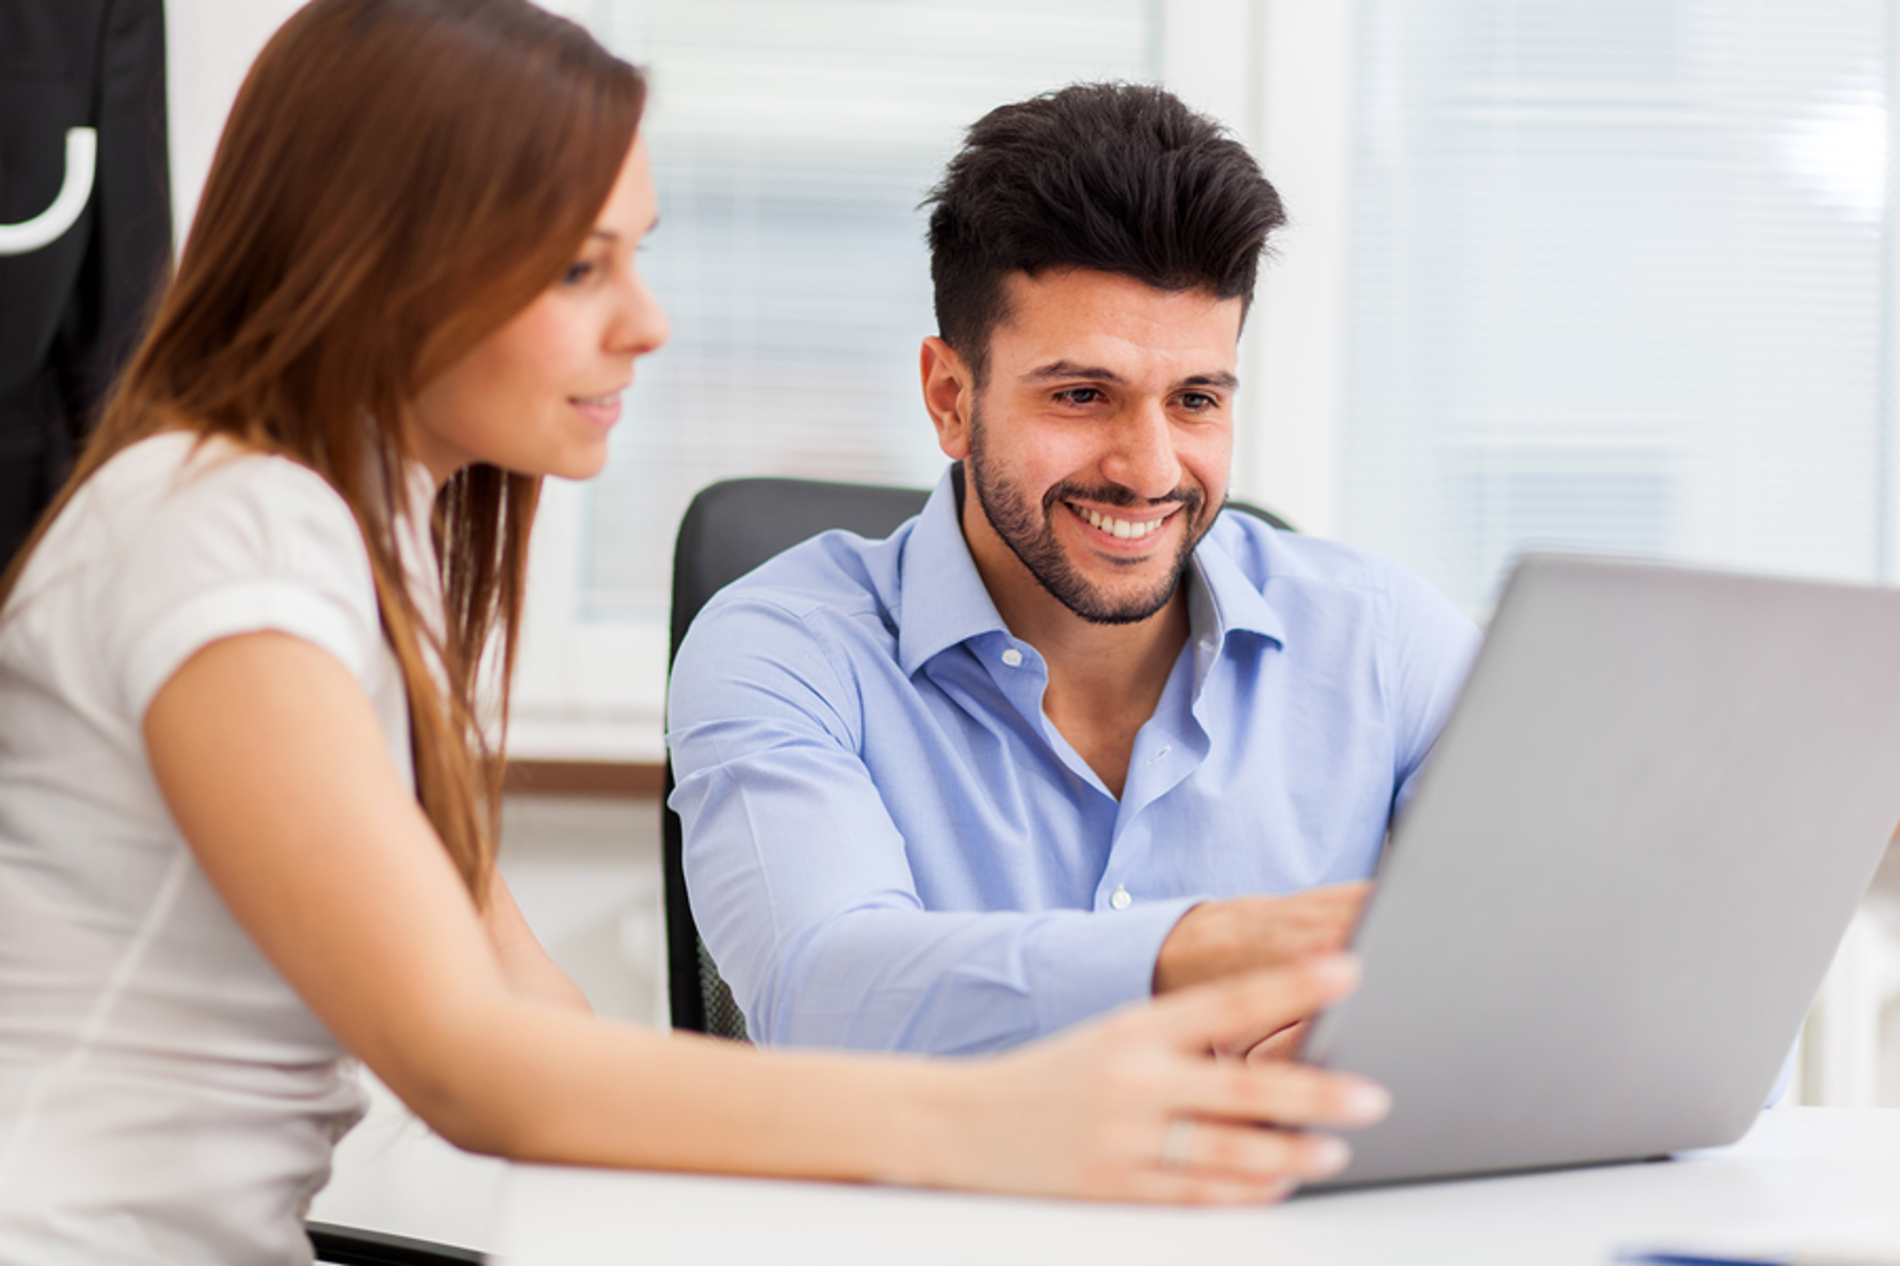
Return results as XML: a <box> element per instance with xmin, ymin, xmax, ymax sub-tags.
<box><xmin>1338</xmin><ymin>0</ymin><xmax>1894</xmax><ymax>612</ymax></box>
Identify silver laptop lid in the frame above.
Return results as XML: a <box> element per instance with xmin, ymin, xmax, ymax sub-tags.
<box><xmin>1303</xmin><ymin>553</ymin><xmax>1900</xmax><ymax>1190</ymax></box>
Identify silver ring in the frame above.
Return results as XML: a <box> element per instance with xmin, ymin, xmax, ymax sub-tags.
<box><xmin>1160</xmin><ymin>1117</ymin><xmax>1195</xmax><ymax>1172</ymax></box>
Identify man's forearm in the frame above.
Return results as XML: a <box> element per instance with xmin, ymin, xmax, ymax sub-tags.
<box><xmin>741</xmin><ymin>900</ymin><xmax>1198</xmax><ymax>1054</ymax></box>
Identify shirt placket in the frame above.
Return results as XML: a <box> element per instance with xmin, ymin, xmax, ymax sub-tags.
<box><xmin>1095</xmin><ymin>640</ymin><xmax>1213</xmax><ymax>913</ymax></box>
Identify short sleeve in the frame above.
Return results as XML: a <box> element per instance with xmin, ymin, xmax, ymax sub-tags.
<box><xmin>92</xmin><ymin>447</ymin><xmax>384</xmax><ymax>723</ymax></box>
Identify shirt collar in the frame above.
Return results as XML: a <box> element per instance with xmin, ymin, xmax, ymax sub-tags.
<box><xmin>1188</xmin><ymin>514</ymin><xmax>1287</xmax><ymax>651</ymax></box>
<box><xmin>897</xmin><ymin>465</ymin><xmax>1013</xmax><ymax>675</ymax></box>
<box><xmin>896</xmin><ymin>468</ymin><xmax>1289</xmax><ymax>673</ymax></box>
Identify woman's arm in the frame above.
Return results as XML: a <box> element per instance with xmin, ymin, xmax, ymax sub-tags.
<box><xmin>483</xmin><ymin>873</ymin><xmax>593</xmax><ymax>1015</ymax></box>
<box><xmin>144</xmin><ymin>631</ymin><xmax>1386</xmax><ymax>1203</ymax></box>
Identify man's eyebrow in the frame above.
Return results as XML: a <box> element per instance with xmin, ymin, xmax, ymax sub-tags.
<box><xmin>1022</xmin><ymin>362</ymin><xmax>1239</xmax><ymax>392</ymax></box>
<box><xmin>1024</xmin><ymin>360</ymin><xmax>1127</xmax><ymax>384</ymax></box>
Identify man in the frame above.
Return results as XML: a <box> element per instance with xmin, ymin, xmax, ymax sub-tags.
<box><xmin>667</xmin><ymin>83</ymin><xmax>1478</xmax><ymax>1055</ymax></box>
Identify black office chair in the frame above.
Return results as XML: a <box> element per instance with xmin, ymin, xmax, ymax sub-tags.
<box><xmin>661</xmin><ymin>472</ymin><xmax>1295</xmax><ymax>1038</ymax></box>
<box><xmin>307</xmin><ymin>1221</ymin><xmax>482</xmax><ymax>1264</ymax></box>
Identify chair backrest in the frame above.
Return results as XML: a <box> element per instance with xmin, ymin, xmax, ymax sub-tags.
<box><xmin>660</xmin><ymin>474</ymin><xmax>1294</xmax><ymax>1037</ymax></box>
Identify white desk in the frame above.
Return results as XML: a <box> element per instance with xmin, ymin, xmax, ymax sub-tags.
<box><xmin>490</xmin><ymin>1108</ymin><xmax>1900</xmax><ymax>1266</ymax></box>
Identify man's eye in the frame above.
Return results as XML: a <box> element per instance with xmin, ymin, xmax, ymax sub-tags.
<box><xmin>1178</xmin><ymin>391</ymin><xmax>1217</xmax><ymax>411</ymax></box>
<box><xmin>1056</xmin><ymin>387</ymin><xmax>1103</xmax><ymax>406</ymax></box>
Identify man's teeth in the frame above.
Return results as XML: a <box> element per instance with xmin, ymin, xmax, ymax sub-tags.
<box><xmin>1077</xmin><ymin>505</ymin><xmax>1163</xmax><ymax>539</ymax></box>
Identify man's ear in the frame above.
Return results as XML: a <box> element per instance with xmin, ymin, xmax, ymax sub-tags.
<box><xmin>920</xmin><ymin>336</ymin><xmax>974</xmax><ymax>460</ymax></box>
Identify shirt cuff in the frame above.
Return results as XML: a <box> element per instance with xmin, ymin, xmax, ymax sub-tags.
<box><xmin>1027</xmin><ymin>896</ymin><xmax>1203</xmax><ymax>1036</ymax></box>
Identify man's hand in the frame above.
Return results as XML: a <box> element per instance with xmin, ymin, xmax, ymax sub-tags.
<box><xmin>1152</xmin><ymin>882</ymin><xmax>1370</xmax><ymax>1061</ymax></box>
<box><xmin>1152</xmin><ymin>882</ymin><xmax>1370</xmax><ymax>998</ymax></box>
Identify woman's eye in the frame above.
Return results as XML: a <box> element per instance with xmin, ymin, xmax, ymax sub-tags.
<box><xmin>562</xmin><ymin>260</ymin><xmax>598</xmax><ymax>285</ymax></box>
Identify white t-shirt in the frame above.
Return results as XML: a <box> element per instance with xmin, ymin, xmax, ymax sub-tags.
<box><xmin>0</xmin><ymin>433</ymin><xmax>432</xmax><ymax>1264</ymax></box>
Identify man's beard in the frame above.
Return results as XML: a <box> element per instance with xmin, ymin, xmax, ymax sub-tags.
<box><xmin>966</xmin><ymin>405</ymin><xmax>1212</xmax><ymax>626</ymax></box>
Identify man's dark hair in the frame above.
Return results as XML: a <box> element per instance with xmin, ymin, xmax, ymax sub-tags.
<box><xmin>924</xmin><ymin>81</ymin><xmax>1285</xmax><ymax>381</ymax></box>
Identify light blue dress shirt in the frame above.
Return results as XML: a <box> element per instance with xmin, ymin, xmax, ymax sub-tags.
<box><xmin>667</xmin><ymin>466</ymin><xmax>1481</xmax><ymax>1054</ymax></box>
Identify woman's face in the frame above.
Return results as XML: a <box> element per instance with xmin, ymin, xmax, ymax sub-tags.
<box><xmin>410</xmin><ymin>135</ymin><xmax>669</xmax><ymax>487</ymax></box>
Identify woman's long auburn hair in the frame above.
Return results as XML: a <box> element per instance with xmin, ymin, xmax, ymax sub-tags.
<box><xmin>0</xmin><ymin>0</ymin><xmax>646</xmax><ymax>903</ymax></box>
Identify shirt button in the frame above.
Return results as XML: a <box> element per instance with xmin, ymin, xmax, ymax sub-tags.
<box><xmin>1001</xmin><ymin>648</ymin><xmax>1024</xmax><ymax>667</ymax></box>
<box><xmin>1109</xmin><ymin>886</ymin><xmax>1132</xmax><ymax>910</ymax></box>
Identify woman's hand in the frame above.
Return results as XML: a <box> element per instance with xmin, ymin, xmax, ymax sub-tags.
<box><xmin>916</xmin><ymin>956</ymin><xmax>1388</xmax><ymax>1203</ymax></box>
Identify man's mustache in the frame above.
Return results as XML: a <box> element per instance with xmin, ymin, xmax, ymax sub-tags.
<box><xmin>1040</xmin><ymin>482</ymin><xmax>1203</xmax><ymax>513</ymax></box>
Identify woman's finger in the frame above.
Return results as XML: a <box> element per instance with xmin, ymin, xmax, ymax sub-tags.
<box><xmin>1151</xmin><ymin>1118</ymin><xmax>1352</xmax><ymax>1184</ymax></box>
<box><xmin>1159</xmin><ymin>1057</ymin><xmax>1391</xmax><ymax>1131</ymax></box>
<box><xmin>1136</xmin><ymin>955</ymin><xmax>1360</xmax><ymax>1054</ymax></box>
<box><xmin>1098</xmin><ymin>1171</ymin><xmax>1300</xmax><ymax>1206</ymax></box>
<box><xmin>1241</xmin><ymin>1019</ymin><xmax>1308</xmax><ymax>1064</ymax></box>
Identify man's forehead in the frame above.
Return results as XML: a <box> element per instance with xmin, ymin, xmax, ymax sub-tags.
<box><xmin>990</xmin><ymin>267</ymin><xmax>1244</xmax><ymax>376</ymax></box>
<box><xmin>998</xmin><ymin>265</ymin><xmax>1235</xmax><ymax>310</ymax></box>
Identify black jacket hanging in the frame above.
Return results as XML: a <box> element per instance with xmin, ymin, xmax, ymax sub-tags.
<box><xmin>0</xmin><ymin>0</ymin><xmax>171</xmax><ymax>567</ymax></box>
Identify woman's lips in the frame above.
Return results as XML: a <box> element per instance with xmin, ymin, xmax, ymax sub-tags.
<box><xmin>571</xmin><ymin>392</ymin><xmax>623</xmax><ymax>427</ymax></box>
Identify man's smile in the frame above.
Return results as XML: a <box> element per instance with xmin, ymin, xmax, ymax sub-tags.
<box><xmin>1065</xmin><ymin>500</ymin><xmax>1178</xmax><ymax>542</ymax></box>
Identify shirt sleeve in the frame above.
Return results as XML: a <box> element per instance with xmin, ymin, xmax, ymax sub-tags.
<box><xmin>668</xmin><ymin>594</ymin><xmax>1186</xmax><ymax>1054</ymax></box>
<box><xmin>96</xmin><ymin>452</ymin><xmax>382</xmax><ymax>723</ymax></box>
<box><xmin>1382</xmin><ymin>559</ymin><xmax>1483</xmax><ymax>819</ymax></box>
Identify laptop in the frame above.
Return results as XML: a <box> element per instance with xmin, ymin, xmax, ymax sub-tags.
<box><xmin>1300</xmin><ymin>552</ymin><xmax>1900</xmax><ymax>1190</ymax></box>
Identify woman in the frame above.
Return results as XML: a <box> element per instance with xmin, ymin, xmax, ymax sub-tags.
<box><xmin>0</xmin><ymin>1</ymin><xmax>1389</xmax><ymax>1260</ymax></box>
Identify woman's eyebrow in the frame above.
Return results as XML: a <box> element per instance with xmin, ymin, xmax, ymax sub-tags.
<box><xmin>589</xmin><ymin>215</ymin><xmax>659</xmax><ymax>243</ymax></box>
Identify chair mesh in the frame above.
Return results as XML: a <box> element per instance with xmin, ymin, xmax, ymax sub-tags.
<box><xmin>697</xmin><ymin>937</ymin><xmax>750</xmax><ymax>1041</ymax></box>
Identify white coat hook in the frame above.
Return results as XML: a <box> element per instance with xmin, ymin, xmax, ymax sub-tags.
<box><xmin>0</xmin><ymin>128</ymin><xmax>98</xmax><ymax>256</ymax></box>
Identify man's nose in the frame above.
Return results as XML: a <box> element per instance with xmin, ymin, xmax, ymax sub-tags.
<box><xmin>1100</xmin><ymin>399</ymin><xmax>1182</xmax><ymax>500</ymax></box>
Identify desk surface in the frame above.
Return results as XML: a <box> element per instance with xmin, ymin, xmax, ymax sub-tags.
<box><xmin>490</xmin><ymin>1107</ymin><xmax>1900</xmax><ymax>1266</ymax></box>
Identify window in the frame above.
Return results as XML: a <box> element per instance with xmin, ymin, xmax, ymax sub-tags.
<box><xmin>1332</xmin><ymin>0</ymin><xmax>1895</xmax><ymax>611</ymax></box>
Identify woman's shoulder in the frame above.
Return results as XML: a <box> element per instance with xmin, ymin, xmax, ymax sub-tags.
<box><xmin>19</xmin><ymin>431</ymin><xmax>390</xmax><ymax>717</ymax></box>
<box><xmin>90</xmin><ymin>430</ymin><xmax>350</xmax><ymax>520</ymax></box>
<box><xmin>66</xmin><ymin>431</ymin><xmax>364</xmax><ymax>570</ymax></box>
<box><xmin>18</xmin><ymin>430</ymin><xmax>376</xmax><ymax>623</ymax></box>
